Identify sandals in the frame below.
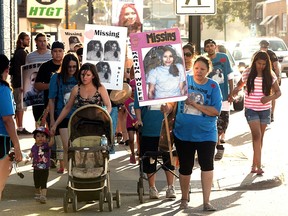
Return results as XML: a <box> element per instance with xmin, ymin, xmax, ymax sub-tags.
<box><xmin>250</xmin><ymin>166</ymin><xmax>264</xmax><ymax>175</ymax></box>
<box><xmin>203</xmin><ymin>203</ymin><xmax>217</xmax><ymax>211</ymax></box>
<box><xmin>179</xmin><ymin>199</ymin><xmax>189</xmax><ymax>209</ymax></box>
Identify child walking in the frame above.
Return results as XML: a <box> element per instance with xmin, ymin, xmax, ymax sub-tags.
<box><xmin>124</xmin><ymin>78</ymin><xmax>139</xmax><ymax>164</ymax></box>
<box><xmin>29</xmin><ymin>127</ymin><xmax>54</xmax><ymax>204</ymax></box>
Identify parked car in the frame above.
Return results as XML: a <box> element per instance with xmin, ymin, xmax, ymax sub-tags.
<box><xmin>232</xmin><ymin>37</ymin><xmax>288</xmax><ymax>77</ymax></box>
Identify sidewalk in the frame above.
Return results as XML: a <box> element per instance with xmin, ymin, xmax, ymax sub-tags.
<box><xmin>1</xmin><ymin>105</ymin><xmax>285</xmax><ymax>215</ymax></box>
<box><xmin>1</xmin><ymin>132</ymin><xmax>284</xmax><ymax>216</ymax></box>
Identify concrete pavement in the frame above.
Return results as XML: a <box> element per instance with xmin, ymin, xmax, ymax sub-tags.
<box><xmin>0</xmin><ymin>107</ymin><xmax>285</xmax><ymax>215</ymax></box>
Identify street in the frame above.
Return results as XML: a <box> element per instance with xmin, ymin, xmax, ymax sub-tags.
<box><xmin>0</xmin><ymin>76</ymin><xmax>288</xmax><ymax>216</ymax></box>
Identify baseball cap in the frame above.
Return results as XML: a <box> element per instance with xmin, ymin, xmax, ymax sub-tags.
<box><xmin>33</xmin><ymin>126</ymin><xmax>50</xmax><ymax>138</ymax></box>
<box><xmin>204</xmin><ymin>39</ymin><xmax>216</xmax><ymax>47</ymax></box>
<box><xmin>259</xmin><ymin>40</ymin><xmax>269</xmax><ymax>48</ymax></box>
<box><xmin>51</xmin><ymin>41</ymin><xmax>64</xmax><ymax>50</ymax></box>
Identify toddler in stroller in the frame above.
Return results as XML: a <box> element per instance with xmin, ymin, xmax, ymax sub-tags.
<box><xmin>63</xmin><ymin>105</ymin><xmax>120</xmax><ymax>212</ymax></box>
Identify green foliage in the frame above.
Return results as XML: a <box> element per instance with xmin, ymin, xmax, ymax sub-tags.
<box><xmin>203</xmin><ymin>0</ymin><xmax>251</xmax><ymax>31</ymax></box>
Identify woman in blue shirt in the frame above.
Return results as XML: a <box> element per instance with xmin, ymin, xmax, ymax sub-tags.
<box><xmin>49</xmin><ymin>53</ymin><xmax>79</xmax><ymax>173</ymax></box>
<box><xmin>0</xmin><ymin>54</ymin><xmax>22</xmax><ymax>200</ymax></box>
<box><xmin>173</xmin><ymin>56</ymin><xmax>222</xmax><ymax>210</ymax></box>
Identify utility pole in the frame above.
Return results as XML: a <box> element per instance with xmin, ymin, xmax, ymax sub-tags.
<box><xmin>65</xmin><ymin>0</ymin><xmax>69</xmax><ymax>29</ymax></box>
<box><xmin>87</xmin><ymin>0</ymin><xmax>94</xmax><ymax>24</ymax></box>
<box><xmin>188</xmin><ymin>16</ymin><xmax>201</xmax><ymax>54</ymax></box>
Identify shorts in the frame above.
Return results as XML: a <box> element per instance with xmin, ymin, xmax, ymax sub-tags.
<box><xmin>0</xmin><ymin>136</ymin><xmax>12</xmax><ymax>159</ymax></box>
<box><xmin>127</xmin><ymin>126</ymin><xmax>137</xmax><ymax>132</ymax></box>
<box><xmin>13</xmin><ymin>88</ymin><xmax>27</xmax><ymax>112</ymax></box>
<box><xmin>58</xmin><ymin>118</ymin><xmax>69</xmax><ymax>129</ymax></box>
<box><xmin>217</xmin><ymin>111</ymin><xmax>229</xmax><ymax>135</ymax></box>
<box><xmin>32</xmin><ymin>105</ymin><xmax>45</xmax><ymax>122</ymax></box>
<box><xmin>245</xmin><ymin>108</ymin><xmax>271</xmax><ymax>124</ymax></box>
<box><xmin>174</xmin><ymin>135</ymin><xmax>215</xmax><ymax>175</ymax></box>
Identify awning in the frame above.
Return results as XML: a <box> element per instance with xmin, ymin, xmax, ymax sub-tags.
<box><xmin>260</xmin><ymin>15</ymin><xmax>272</xmax><ymax>25</ymax></box>
<box><xmin>266</xmin><ymin>15</ymin><xmax>278</xmax><ymax>25</ymax></box>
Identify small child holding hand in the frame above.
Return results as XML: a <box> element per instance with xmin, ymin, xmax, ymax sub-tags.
<box><xmin>29</xmin><ymin>127</ymin><xmax>54</xmax><ymax>204</ymax></box>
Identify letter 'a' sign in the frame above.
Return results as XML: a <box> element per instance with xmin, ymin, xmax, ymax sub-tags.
<box><xmin>27</xmin><ymin>0</ymin><xmax>65</xmax><ymax>19</ymax></box>
<box><xmin>176</xmin><ymin>0</ymin><xmax>217</xmax><ymax>15</ymax></box>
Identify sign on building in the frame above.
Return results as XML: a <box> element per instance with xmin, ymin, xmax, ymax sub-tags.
<box><xmin>27</xmin><ymin>0</ymin><xmax>65</xmax><ymax>19</ymax></box>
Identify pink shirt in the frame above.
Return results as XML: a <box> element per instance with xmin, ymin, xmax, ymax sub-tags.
<box><xmin>242</xmin><ymin>69</ymin><xmax>276</xmax><ymax>111</ymax></box>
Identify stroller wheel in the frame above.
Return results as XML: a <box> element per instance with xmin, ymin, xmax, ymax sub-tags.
<box><xmin>99</xmin><ymin>191</ymin><xmax>104</xmax><ymax>212</ymax></box>
<box><xmin>115</xmin><ymin>190</ymin><xmax>121</xmax><ymax>208</ymax></box>
<box><xmin>63</xmin><ymin>192</ymin><xmax>69</xmax><ymax>213</ymax></box>
<box><xmin>72</xmin><ymin>193</ymin><xmax>77</xmax><ymax>212</ymax></box>
<box><xmin>139</xmin><ymin>187</ymin><xmax>144</xmax><ymax>204</ymax></box>
<box><xmin>107</xmin><ymin>192</ymin><xmax>113</xmax><ymax>212</ymax></box>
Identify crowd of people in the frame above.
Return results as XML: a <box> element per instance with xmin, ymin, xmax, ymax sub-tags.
<box><xmin>0</xmin><ymin>30</ymin><xmax>282</xmax><ymax>212</ymax></box>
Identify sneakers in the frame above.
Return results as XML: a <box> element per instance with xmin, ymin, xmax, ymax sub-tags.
<box><xmin>57</xmin><ymin>168</ymin><xmax>64</xmax><ymax>174</ymax></box>
<box><xmin>39</xmin><ymin>195</ymin><xmax>47</xmax><ymax>204</ymax></box>
<box><xmin>149</xmin><ymin>186</ymin><xmax>159</xmax><ymax>199</ymax></box>
<box><xmin>130</xmin><ymin>154</ymin><xmax>136</xmax><ymax>164</ymax></box>
<box><xmin>17</xmin><ymin>128</ymin><xmax>32</xmax><ymax>135</ymax></box>
<box><xmin>214</xmin><ymin>145</ymin><xmax>225</xmax><ymax>160</ymax></box>
<box><xmin>34</xmin><ymin>193</ymin><xmax>40</xmax><ymax>201</ymax></box>
<box><xmin>166</xmin><ymin>185</ymin><xmax>176</xmax><ymax>198</ymax></box>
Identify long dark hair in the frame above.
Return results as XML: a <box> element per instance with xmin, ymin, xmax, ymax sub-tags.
<box><xmin>247</xmin><ymin>51</ymin><xmax>273</xmax><ymax>96</ymax></box>
<box><xmin>118</xmin><ymin>4</ymin><xmax>142</xmax><ymax>34</ymax></box>
<box><xmin>160</xmin><ymin>46</ymin><xmax>180</xmax><ymax>77</ymax></box>
<box><xmin>16</xmin><ymin>32</ymin><xmax>29</xmax><ymax>49</ymax></box>
<box><xmin>0</xmin><ymin>54</ymin><xmax>10</xmax><ymax>88</ymax></box>
<box><xmin>59</xmin><ymin>53</ymin><xmax>79</xmax><ymax>83</ymax></box>
<box><xmin>78</xmin><ymin>63</ymin><xmax>102</xmax><ymax>88</ymax></box>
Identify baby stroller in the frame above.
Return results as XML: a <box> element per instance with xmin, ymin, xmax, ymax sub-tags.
<box><xmin>63</xmin><ymin>105</ymin><xmax>120</xmax><ymax>212</ymax></box>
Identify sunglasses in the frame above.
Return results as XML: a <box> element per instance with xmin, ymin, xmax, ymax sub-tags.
<box><xmin>184</xmin><ymin>52</ymin><xmax>192</xmax><ymax>57</ymax></box>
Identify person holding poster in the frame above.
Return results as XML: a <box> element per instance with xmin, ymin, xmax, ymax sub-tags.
<box><xmin>134</xmin><ymin>102</ymin><xmax>176</xmax><ymax>199</ymax></box>
<box><xmin>172</xmin><ymin>56</ymin><xmax>222</xmax><ymax>210</ymax></box>
<box><xmin>86</xmin><ymin>40</ymin><xmax>104</xmax><ymax>61</ymax></box>
<box><xmin>118</xmin><ymin>3</ymin><xmax>142</xmax><ymax>35</ymax></box>
<box><xmin>146</xmin><ymin>45</ymin><xmax>186</xmax><ymax>99</ymax></box>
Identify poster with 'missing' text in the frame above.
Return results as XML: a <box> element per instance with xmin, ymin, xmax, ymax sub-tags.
<box><xmin>130</xmin><ymin>28</ymin><xmax>187</xmax><ymax>106</ymax></box>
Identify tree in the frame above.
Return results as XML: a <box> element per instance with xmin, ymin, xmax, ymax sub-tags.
<box><xmin>203</xmin><ymin>0</ymin><xmax>251</xmax><ymax>31</ymax></box>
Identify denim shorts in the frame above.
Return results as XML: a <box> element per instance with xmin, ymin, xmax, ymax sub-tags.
<box><xmin>244</xmin><ymin>108</ymin><xmax>271</xmax><ymax>124</ymax></box>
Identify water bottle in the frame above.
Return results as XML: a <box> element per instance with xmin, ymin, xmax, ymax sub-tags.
<box><xmin>100</xmin><ymin>134</ymin><xmax>108</xmax><ymax>146</ymax></box>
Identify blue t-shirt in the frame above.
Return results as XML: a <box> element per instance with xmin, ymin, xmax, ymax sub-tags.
<box><xmin>208</xmin><ymin>53</ymin><xmax>233</xmax><ymax>101</ymax></box>
<box><xmin>0</xmin><ymin>83</ymin><xmax>15</xmax><ymax>136</ymax></box>
<box><xmin>173</xmin><ymin>75</ymin><xmax>222</xmax><ymax>142</ymax></box>
<box><xmin>48</xmin><ymin>74</ymin><xmax>78</xmax><ymax>117</ymax></box>
<box><xmin>134</xmin><ymin>91</ymin><xmax>163</xmax><ymax>137</ymax></box>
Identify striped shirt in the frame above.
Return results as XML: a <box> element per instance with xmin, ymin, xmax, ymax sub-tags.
<box><xmin>25</xmin><ymin>50</ymin><xmax>51</xmax><ymax>64</ymax></box>
<box><xmin>242</xmin><ymin>69</ymin><xmax>276</xmax><ymax>111</ymax></box>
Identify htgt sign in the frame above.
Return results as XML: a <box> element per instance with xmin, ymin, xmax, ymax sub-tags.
<box><xmin>27</xmin><ymin>0</ymin><xmax>65</xmax><ymax>19</ymax></box>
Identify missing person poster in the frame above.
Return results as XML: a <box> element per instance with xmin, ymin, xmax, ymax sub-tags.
<box><xmin>111</xmin><ymin>0</ymin><xmax>143</xmax><ymax>34</ymax></box>
<box><xmin>59</xmin><ymin>29</ymin><xmax>84</xmax><ymax>51</ymax></box>
<box><xmin>82</xmin><ymin>24</ymin><xmax>128</xmax><ymax>90</ymax></box>
<box><xmin>130</xmin><ymin>28</ymin><xmax>187</xmax><ymax>106</ymax></box>
<box><xmin>21</xmin><ymin>63</ymin><xmax>44</xmax><ymax>108</ymax></box>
